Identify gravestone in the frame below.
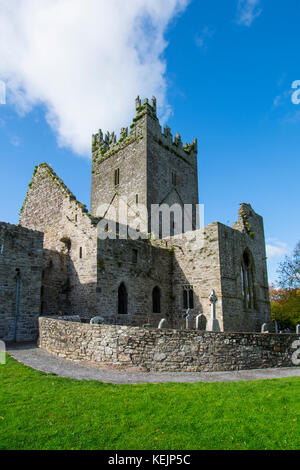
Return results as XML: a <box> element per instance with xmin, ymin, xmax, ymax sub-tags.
<box><xmin>196</xmin><ymin>314</ymin><xmax>206</xmax><ymax>331</ymax></box>
<box><xmin>296</xmin><ymin>324</ymin><xmax>300</xmax><ymax>335</ymax></box>
<box><xmin>90</xmin><ymin>316</ymin><xmax>104</xmax><ymax>325</ymax></box>
<box><xmin>61</xmin><ymin>315</ymin><xmax>81</xmax><ymax>323</ymax></box>
<box><xmin>185</xmin><ymin>309</ymin><xmax>193</xmax><ymax>329</ymax></box>
<box><xmin>206</xmin><ymin>290</ymin><xmax>220</xmax><ymax>332</ymax></box>
<box><xmin>158</xmin><ymin>318</ymin><xmax>168</xmax><ymax>329</ymax></box>
<box><xmin>261</xmin><ymin>323</ymin><xmax>269</xmax><ymax>334</ymax></box>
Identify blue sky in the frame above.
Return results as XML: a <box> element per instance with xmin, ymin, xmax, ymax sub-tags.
<box><xmin>0</xmin><ymin>0</ymin><xmax>299</xmax><ymax>284</ymax></box>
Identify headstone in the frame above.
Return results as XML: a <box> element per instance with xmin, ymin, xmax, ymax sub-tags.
<box><xmin>90</xmin><ymin>316</ymin><xmax>104</xmax><ymax>325</ymax></box>
<box><xmin>296</xmin><ymin>324</ymin><xmax>300</xmax><ymax>335</ymax></box>
<box><xmin>196</xmin><ymin>314</ymin><xmax>206</xmax><ymax>331</ymax></box>
<box><xmin>261</xmin><ymin>323</ymin><xmax>269</xmax><ymax>334</ymax></box>
<box><xmin>274</xmin><ymin>320</ymin><xmax>279</xmax><ymax>334</ymax></box>
<box><xmin>60</xmin><ymin>315</ymin><xmax>81</xmax><ymax>323</ymax></box>
<box><xmin>206</xmin><ymin>290</ymin><xmax>220</xmax><ymax>332</ymax></box>
<box><xmin>185</xmin><ymin>309</ymin><xmax>193</xmax><ymax>329</ymax></box>
<box><xmin>158</xmin><ymin>318</ymin><xmax>168</xmax><ymax>329</ymax></box>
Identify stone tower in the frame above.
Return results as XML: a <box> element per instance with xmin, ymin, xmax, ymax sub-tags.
<box><xmin>90</xmin><ymin>97</ymin><xmax>199</xmax><ymax>236</ymax></box>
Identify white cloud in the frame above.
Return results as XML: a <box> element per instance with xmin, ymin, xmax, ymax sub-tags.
<box><xmin>236</xmin><ymin>0</ymin><xmax>262</xmax><ymax>27</ymax></box>
<box><xmin>195</xmin><ymin>26</ymin><xmax>215</xmax><ymax>51</ymax></box>
<box><xmin>0</xmin><ymin>0</ymin><xmax>189</xmax><ymax>156</ymax></box>
<box><xmin>266</xmin><ymin>238</ymin><xmax>290</xmax><ymax>259</ymax></box>
<box><xmin>0</xmin><ymin>80</ymin><xmax>6</xmax><ymax>104</ymax></box>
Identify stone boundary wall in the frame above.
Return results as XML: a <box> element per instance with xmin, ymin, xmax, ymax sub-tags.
<box><xmin>38</xmin><ymin>317</ymin><xmax>300</xmax><ymax>372</ymax></box>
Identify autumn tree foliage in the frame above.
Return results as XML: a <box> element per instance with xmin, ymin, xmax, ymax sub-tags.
<box><xmin>270</xmin><ymin>286</ymin><xmax>300</xmax><ymax>330</ymax></box>
<box><xmin>270</xmin><ymin>241</ymin><xmax>300</xmax><ymax>330</ymax></box>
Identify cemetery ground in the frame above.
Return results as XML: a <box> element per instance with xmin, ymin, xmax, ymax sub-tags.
<box><xmin>1</xmin><ymin>354</ymin><xmax>300</xmax><ymax>450</ymax></box>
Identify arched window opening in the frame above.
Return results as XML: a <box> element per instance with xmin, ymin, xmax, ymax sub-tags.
<box><xmin>152</xmin><ymin>286</ymin><xmax>161</xmax><ymax>313</ymax></box>
<box><xmin>241</xmin><ymin>249</ymin><xmax>255</xmax><ymax>310</ymax></box>
<box><xmin>183</xmin><ymin>285</ymin><xmax>194</xmax><ymax>309</ymax></box>
<box><xmin>118</xmin><ymin>283</ymin><xmax>128</xmax><ymax>315</ymax></box>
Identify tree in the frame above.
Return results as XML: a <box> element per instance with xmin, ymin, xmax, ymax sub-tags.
<box><xmin>270</xmin><ymin>285</ymin><xmax>300</xmax><ymax>330</ymax></box>
<box><xmin>277</xmin><ymin>241</ymin><xmax>300</xmax><ymax>289</ymax></box>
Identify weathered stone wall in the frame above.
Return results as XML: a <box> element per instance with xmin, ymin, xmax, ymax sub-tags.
<box><xmin>167</xmin><ymin>223</ymin><xmax>223</xmax><ymax>329</ymax></box>
<box><xmin>146</xmin><ymin>105</ymin><xmax>198</xmax><ymax>234</ymax></box>
<box><xmin>165</xmin><ymin>204</ymin><xmax>270</xmax><ymax>332</ymax></box>
<box><xmin>90</xmin><ymin>98</ymin><xmax>198</xmax><ymax>234</ymax></box>
<box><xmin>90</xmin><ymin>109</ymin><xmax>147</xmax><ymax>233</ymax></box>
<box><xmin>39</xmin><ymin>317</ymin><xmax>299</xmax><ymax>372</ymax></box>
<box><xmin>0</xmin><ymin>222</ymin><xmax>43</xmax><ymax>342</ymax></box>
<box><xmin>219</xmin><ymin>204</ymin><xmax>270</xmax><ymax>332</ymax></box>
<box><xmin>96</xmin><ymin>237</ymin><xmax>173</xmax><ymax>327</ymax></box>
<box><xmin>20</xmin><ymin>164</ymin><xmax>98</xmax><ymax>319</ymax></box>
<box><xmin>16</xmin><ymin>99</ymin><xmax>270</xmax><ymax>334</ymax></box>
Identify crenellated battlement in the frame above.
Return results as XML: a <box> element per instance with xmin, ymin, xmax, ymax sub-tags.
<box><xmin>158</xmin><ymin>124</ymin><xmax>198</xmax><ymax>162</ymax></box>
<box><xmin>91</xmin><ymin>96</ymin><xmax>197</xmax><ymax>167</ymax></box>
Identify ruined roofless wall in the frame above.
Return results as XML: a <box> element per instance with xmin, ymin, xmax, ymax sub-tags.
<box><xmin>19</xmin><ymin>164</ymin><xmax>99</xmax><ymax>318</ymax></box>
<box><xmin>39</xmin><ymin>317</ymin><xmax>299</xmax><ymax>373</ymax></box>
<box><xmin>0</xmin><ymin>222</ymin><xmax>43</xmax><ymax>342</ymax></box>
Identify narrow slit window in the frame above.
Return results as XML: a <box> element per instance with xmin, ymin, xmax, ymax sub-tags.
<box><xmin>170</xmin><ymin>212</ymin><xmax>175</xmax><ymax>237</ymax></box>
<box><xmin>79</xmin><ymin>247</ymin><xmax>83</xmax><ymax>259</ymax></box>
<box><xmin>118</xmin><ymin>283</ymin><xmax>128</xmax><ymax>315</ymax></box>
<box><xmin>114</xmin><ymin>168</ymin><xmax>120</xmax><ymax>186</ymax></box>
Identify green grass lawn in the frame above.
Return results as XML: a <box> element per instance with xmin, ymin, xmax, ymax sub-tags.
<box><xmin>1</xmin><ymin>354</ymin><xmax>300</xmax><ymax>450</ymax></box>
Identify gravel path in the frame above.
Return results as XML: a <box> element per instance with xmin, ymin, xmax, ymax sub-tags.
<box><xmin>7</xmin><ymin>343</ymin><xmax>300</xmax><ymax>384</ymax></box>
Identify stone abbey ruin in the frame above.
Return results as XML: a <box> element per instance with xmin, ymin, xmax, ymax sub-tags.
<box><xmin>3</xmin><ymin>96</ymin><xmax>295</xmax><ymax>373</ymax></box>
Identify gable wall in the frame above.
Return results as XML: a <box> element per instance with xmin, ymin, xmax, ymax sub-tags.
<box><xmin>19</xmin><ymin>165</ymin><xmax>98</xmax><ymax>319</ymax></box>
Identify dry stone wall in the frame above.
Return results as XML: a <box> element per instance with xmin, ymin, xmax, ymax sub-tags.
<box><xmin>39</xmin><ymin>317</ymin><xmax>299</xmax><ymax>372</ymax></box>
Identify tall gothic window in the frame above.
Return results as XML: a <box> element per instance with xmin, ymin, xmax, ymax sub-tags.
<box><xmin>183</xmin><ymin>285</ymin><xmax>194</xmax><ymax>309</ymax></box>
<box><xmin>152</xmin><ymin>286</ymin><xmax>161</xmax><ymax>313</ymax></box>
<box><xmin>118</xmin><ymin>283</ymin><xmax>128</xmax><ymax>315</ymax></box>
<box><xmin>241</xmin><ymin>249</ymin><xmax>255</xmax><ymax>310</ymax></box>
